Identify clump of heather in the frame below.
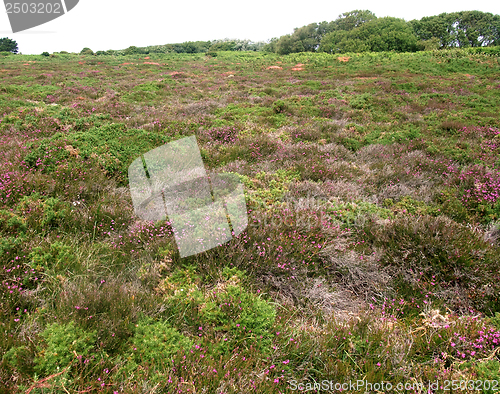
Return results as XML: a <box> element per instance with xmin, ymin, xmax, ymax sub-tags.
<box><xmin>457</xmin><ymin>164</ymin><xmax>500</xmax><ymax>222</ymax></box>
<box><xmin>199</xmin><ymin>125</ymin><xmax>239</xmax><ymax>145</ymax></box>
<box><xmin>446</xmin><ymin>316</ymin><xmax>500</xmax><ymax>361</ymax></box>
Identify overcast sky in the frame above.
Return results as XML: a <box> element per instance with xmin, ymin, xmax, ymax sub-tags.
<box><xmin>1</xmin><ymin>0</ymin><xmax>499</xmax><ymax>55</ymax></box>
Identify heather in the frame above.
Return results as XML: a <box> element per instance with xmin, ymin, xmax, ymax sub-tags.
<box><xmin>0</xmin><ymin>49</ymin><xmax>499</xmax><ymax>393</ymax></box>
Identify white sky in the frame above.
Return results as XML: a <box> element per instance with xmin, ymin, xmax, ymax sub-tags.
<box><xmin>1</xmin><ymin>0</ymin><xmax>499</xmax><ymax>55</ymax></box>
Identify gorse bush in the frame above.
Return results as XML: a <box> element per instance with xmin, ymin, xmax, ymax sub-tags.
<box><xmin>154</xmin><ymin>265</ymin><xmax>205</xmax><ymax>325</ymax></box>
<box><xmin>488</xmin><ymin>312</ymin><xmax>500</xmax><ymax>330</ymax></box>
<box><xmin>29</xmin><ymin>241</ymin><xmax>76</xmax><ymax>272</ymax></box>
<box><xmin>130</xmin><ymin>316</ymin><xmax>193</xmax><ymax>366</ymax></box>
<box><xmin>272</xmin><ymin>99</ymin><xmax>288</xmax><ymax>114</ymax></box>
<box><xmin>200</xmin><ymin>268</ymin><xmax>276</xmax><ymax>354</ymax></box>
<box><xmin>2</xmin><ymin>344</ymin><xmax>34</xmax><ymax>376</ymax></box>
<box><xmin>0</xmin><ymin>210</ymin><xmax>26</xmax><ymax>235</ymax></box>
<box><xmin>17</xmin><ymin>194</ymin><xmax>71</xmax><ymax>232</ymax></box>
<box><xmin>473</xmin><ymin>360</ymin><xmax>500</xmax><ymax>394</ymax></box>
<box><xmin>34</xmin><ymin>321</ymin><xmax>97</xmax><ymax>376</ymax></box>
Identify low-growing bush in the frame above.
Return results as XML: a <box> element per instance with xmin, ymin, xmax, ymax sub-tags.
<box><xmin>29</xmin><ymin>241</ymin><xmax>76</xmax><ymax>273</ymax></box>
<box><xmin>15</xmin><ymin>193</ymin><xmax>71</xmax><ymax>233</ymax></box>
<box><xmin>154</xmin><ymin>265</ymin><xmax>204</xmax><ymax>325</ymax></box>
<box><xmin>272</xmin><ymin>99</ymin><xmax>288</xmax><ymax>114</ymax></box>
<box><xmin>474</xmin><ymin>360</ymin><xmax>500</xmax><ymax>394</ymax></box>
<box><xmin>200</xmin><ymin>268</ymin><xmax>276</xmax><ymax>354</ymax></box>
<box><xmin>0</xmin><ymin>210</ymin><xmax>26</xmax><ymax>235</ymax></box>
<box><xmin>34</xmin><ymin>320</ymin><xmax>97</xmax><ymax>376</ymax></box>
<box><xmin>129</xmin><ymin>316</ymin><xmax>193</xmax><ymax>366</ymax></box>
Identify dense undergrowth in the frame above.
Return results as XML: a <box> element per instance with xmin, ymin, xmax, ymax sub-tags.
<box><xmin>0</xmin><ymin>49</ymin><xmax>500</xmax><ymax>392</ymax></box>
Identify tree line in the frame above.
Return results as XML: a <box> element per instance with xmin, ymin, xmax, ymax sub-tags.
<box><xmin>2</xmin><ymin>10</ymin><xmax>499</xmax><ymax>56</ymax></box>
<box><xmin>83</xmin><ymin>39</ymin><xmax>267</xmax><ymax>57</ymax></box>
<box><xmin>263</xmin><ymin>10</ymin><xmax>500</xmax><ymax>55</ymax></box>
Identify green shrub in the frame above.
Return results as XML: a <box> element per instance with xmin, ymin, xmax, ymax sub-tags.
<box><xmin>154</xmin><ymin>265</ymin><xmax>204</xmax><ymax>327</ymax></box>
<box><xmin>349</xmin><ymin>93</ymin><xmax>372</xmax><ymax>109</ymax></box>
<box><xmin>392</xmin><ymin>196</ymin><xmax>440</xmax><ymax>216</ymax></box>
<box><xmin>0</xmin><ymin>210</ymin><xmax>27</xmax><ymax>235</ymax></box>
<box><xmin>436</xmin><ymin>189</ymin><xmax>470</xmax><ymax>223</ymax></box>
<box><xmin>474</xmin><ymin>359</ymin><xmax>500</xmax><ymax>394</ymax></box>
<box><xmin>15</xmin><ymin>193</ymin><xmax>71</xmax><ymax>232</ymax></box>
<box><xmin>487</xmin><ymin>312</ymin><xmax>500</xmax><ymax>330</ymax></box>
<box><xmin>29</xmin><ymin>241</ymin><xmax>76</xmax><ymax>272</ymax></box>
<box><xmin>34</xmin><ymin>321</ymin><xmax>97</xmax><ymax>376</ymax></box>
<box><xmin>124</xmin><ymin>46</ymin><xmax>138</xmax><ymax>55</ymax></box>
<box><xmin>327</xmin><ymin>200</ymin><xmax>393</xmax><ymax>228</ymax></box>
<box><xmin>200</xmin><ymin>269</ymin><xmax>276</xmax><ymax>354</ymax></box>
<box><xmin>130</xmin><ymin>317</ymin><xmax>193</xmax><ymax>366</ymax></box>
<box><xmin>41</xmin><ymin>52</ymin><xmax>50</xmax><ymax>57</ymax></box>
<box><xmin>272</xmin><ymin>99</ymin><xmax>288</xmax><ymax>114</ymax></box>
<box><xmin>2</xmin><ymin>345</ymin><xmax>33</xmax><ymax>375</ymax></box>
<box><xmin>23</xmin><ymin>124</ymin><xmax>173</xmax><ymax>184</ymax></box>
<box><xmin>0</xmin><ymin>235</ymin><xmax>27</xmax><ymax>258</ymax></box>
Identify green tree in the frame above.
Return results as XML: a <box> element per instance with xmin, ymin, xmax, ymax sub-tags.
<box><xmin>409</xmin><ymin>13</ymin><xmax>457</xmax><ymax>48</ymax></box>
<box><xmin>291</xmin><ymin>23</ymin><xmax>322</xmax><ymax>51</ymax></box>
<box><xmin>454</xmin><ymin>11</ymin><xmax>500</xmax><ymax>47</ymax></box>
<box><xmin>275</xmin><ymin>34</ymin><xmax>295</xmax><ymax>54</ymax></box>
<box><xmin>209</xmin><ymin>40</ymin><xmax>236</xmax><ymax>51</ymax></box>
<box><xmin>182</xmin><ymin>41</ymin><xmax>198</xmax><ymax>53</ymax></box>
<box><xmin>318</xmin><ymin>30</ymin><xmax>350</xmax><ymax>53</ymax></box>
<box><xmin>417</xmin><ymin>37</ymin><xmax>441</xmax><ymax>51</ymax></box>
<box><xmin>358</xmin><ymin>17</ymin><xmax>418</xmax><ymax>52</ymax></box>
<box><xmin>0</xmin><ymin>37</ymin><xmax>18</xmax><ymax>53</ymax></box>
<box><xmin>330</xmin><ymin>10</ymin><xmax>377</xmax><ymax>31</ymax></box>
<box><xmin>274</xmin><ymin>23</ymin><xmax>325</xmax><ymax>54</ymax></box>
<box><xmin>80</xmin><ymin>47</ymin><xmax>94</xmax><ymax>55</ymax></box>
<box><xmin>124</xmin><ymin>45</ymin><xmax>140</xmax><ymax>55</ymax></box>
<box><xmin>408</xmin><ymin>11</ymin><xmax>500</xmax><ymax>48</ymax></box>
<box><xmin>319</xmin><ymin>16</ymin><xmax>418</xmax><ymax>53</ymax></box>
<box><xmin>262</xmin><ymin>37</ymin><xmax>279</xmax><ymax>52</ymax></box>
<box><xmin>265</xmin><ymin>10</ymin><xmax>376</xmax><ymax>54</ymax></box>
